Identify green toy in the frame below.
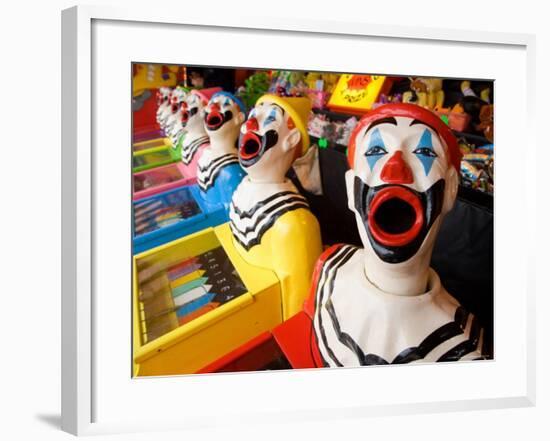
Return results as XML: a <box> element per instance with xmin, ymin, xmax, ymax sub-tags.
<box><xmin>237</xmin><ymin>72</ymin><xmax>270</xmax><ymax>110</ymax></box>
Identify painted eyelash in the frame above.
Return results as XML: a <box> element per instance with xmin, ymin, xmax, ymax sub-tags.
<box><xmin>365</xmin><ymin>145</ymin><xmax>388</xmax><ymax>156</ymax></box>
<box><xmin>263</xmin><ymin>109</ymin><xmax>278</xmax><ymax>127</ymax></box>
<box><xmin>364</xmin><ymin>128</ymin><xmax>388</xmax><ymax>170</ymax></box>
<box><xmin>263</xmin><ymin>115</ymin><xmax>276</xmax><ymax>126</ymax></box>
<box><xmin>414</xmin><ymin>129</ymin><xmax>437</xmax><ymax>175</ymax></box>
<box><xmin>414</xmin><ymin>129</ymin><xmax>437</xmax><ymax>156</ymax></box>
<box><xmin>412</xmin><ymin>147</ymin><xmax>437</xmax><ymax>157</ymax></box>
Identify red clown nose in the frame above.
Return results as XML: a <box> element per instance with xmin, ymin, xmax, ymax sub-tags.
<box><xmin>245</xmin><ymin>117</ymin><xmax>259</xmax><ymax>131</ymax></box>
<box><xmin>380</xmin><ymin>151</ymin><xmax>414</xmax><ymax>184</ymax></box>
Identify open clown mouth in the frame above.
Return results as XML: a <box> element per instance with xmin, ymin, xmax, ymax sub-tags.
<box><xmin>240</xmin><ymin>132</ymin><xmax>262</xmax><ymax>159</ymax></box>
<box><xmin>354</xmin><ymin>177</ymin><xmax>445</xmax><ymax>264</ymax></box>
<box><xmin>205</xmin><ymin>110</ymin><xmax>232</xmax><ymax>131</ymax></box>
<box><xmin>180</xmin><ymin>107</ymin><xmax>197</xmax><ymax>127</ymax></box>
<box><xmin>206</xmin><ymin>111</ymin><xmax>223</xmax><ymax>129</ymax></box>
<box><xmin>180</xmin><ymin>110</ymin><xmax>190</xmax><ymax>125</ymax></box>
<box><xmin>367</xmin><ymin>186</ymin><xmax>424</xmax><ymax>247</ymax></box>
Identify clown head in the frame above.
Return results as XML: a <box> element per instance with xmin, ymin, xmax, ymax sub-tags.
<box><xmin>156</xmin><ymin>87</ymin><xmax>173</xmax><ymax>127</ymax></box>
<box><xmin>179</xmin><ymin>87</ymin><xmax>221</xmax><ymax>134</ymax></box>
<box><xmin>203</xmin><ymin>92</ymin><xmax>246</xmax><ymax>144</ymax></box>
<box><xmin>168</xmin><ymin>87</ymin><xmax>188</xmax><ymax>114</ymax></box>
<box><xmin>156</xmin><ymin>87</ymin><xmax>172</xmax><ymax>107</ymax></box>
<box><xmin>238</xmin><ymin>94</ymin><xmax>311</xmax><ymax>183</ymax></box>
<box><xmin>346</xmin><ymin>103</ymin><xmax>461</xmax><ymax>267</ymax></box>
<box><xmin>165</xmin><ymin>87</ymin><xmax>189</xmax><ymax>136</ymax></box>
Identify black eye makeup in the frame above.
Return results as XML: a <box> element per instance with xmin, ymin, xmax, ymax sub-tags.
<box><xmin>412</xmin><ymin>147</ymin><xmax>437</xmax><ymax>157</ymax></box>
<box><xmin>366</xmin><ymin>145</ymin><xmax>388</xmax><ymax>156</ymax></box>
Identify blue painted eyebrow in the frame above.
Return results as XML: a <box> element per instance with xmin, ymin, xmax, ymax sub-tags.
<box><xmin>263</xmin><ymin>108</ymin><xmax>278</xmax><ymax>127</ymax></box>
<box><xmin>368</xmin><ymin>128</ymin><xmax>385</xmax><ymax>149</ymax></box>
<box><xmin>414</xmin><ymin>128</ymin><xmax>437</xmax><ymax>175</ymax></box>
<box><xmin>418</xmin><ymin>128</ymin><xmax>433</xmax><ymax>149</ymax></box>
<box><xmin>365</xmin><ymin>128</ymin><xmax>387</xmax><ymax>170</ymax></box>
<box><xmin>224</xmin><ymin>98</ymin><xmax>231</xmax><ymax>106</ymax></box>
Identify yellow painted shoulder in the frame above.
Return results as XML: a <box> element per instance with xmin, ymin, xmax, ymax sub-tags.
<box><xmin>253</xmin><ymin>207</ymin><xmax>322</xmax><ymax>319</ymax></box>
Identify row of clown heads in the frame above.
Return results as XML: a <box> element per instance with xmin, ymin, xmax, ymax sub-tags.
<box><xmin>154</xmin><ymin>85</ymin><xmax>488</xmax><ymax>366</ymax></box>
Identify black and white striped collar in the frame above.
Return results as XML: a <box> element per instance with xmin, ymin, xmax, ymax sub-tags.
<box><xmin>229</xmin><ymin>179</ymin><xmax>309</xmax><ymax>250</ymax></box>
<box><xmin>181</xmin><ymin>135</ymin><xmax>209</xmax><ymax>164</ymax></box>
<box><xmin>313</xmin><ymin>248</ymin><xmax>487</xmax><ymax>366</ymax></box>
<box><xmin>196</xmin><ymin>149</ymin><xmax>239</xmax><ymax>192</ymax></box>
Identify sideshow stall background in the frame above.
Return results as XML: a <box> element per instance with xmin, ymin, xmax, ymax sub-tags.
<box><xmin>131</xmin><ymin>67</ymin><xmax>494</xmax><ymax>374</ymax></box>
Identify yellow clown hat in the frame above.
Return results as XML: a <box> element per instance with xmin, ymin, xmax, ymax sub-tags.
<box><xmin>256</xmin><ymin>94</ymin><xmax>312</xmax><ymax>156</ymax></box>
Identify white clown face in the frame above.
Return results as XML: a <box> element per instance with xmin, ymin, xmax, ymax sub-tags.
<box><xmin>168</xmin><ymin>88</ymin><xmax>187</xmax><ymax>113</ymax></box>
<box><xmin>238</xmin><ymin>101</ymin><xmax>301</xmax><ymax>182</ymax></box>
<box><xmin>165</xmin><ymin>89</ymin><xmax>188</xmax><ymax>134</ymax></box>
<box><xmin>179</xmin><ymin>93</ymin><xmax>207</xmax><ymax>133</ymax></box>
<box><xmin>203</xmin><ymin>94</ymin><xmax>245</xmax><ymax>139</ymax></box>
<box><xmin>157</xmin><ymin>87</ymin><xmax>172</xmax><ymax>107</ymax></box>
<box><xmin>346</xmin><ymin>115</ymin><xmax>459</xmax><ymax>264</ymax></box>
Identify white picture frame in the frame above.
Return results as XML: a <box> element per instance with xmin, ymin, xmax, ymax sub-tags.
<box><xmin>61</xmin><ymin>5</ymin><xmax>536</xmax><ymax>436</ymax></box>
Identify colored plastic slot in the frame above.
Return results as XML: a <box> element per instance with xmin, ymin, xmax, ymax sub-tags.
<box><xmin>132</xmin><ymin>224</ymin><xmax>282</xmax><ymax>376</ymax></box>
<box><xmin>133</xmin><ymin>124</ymin><xmax>164</xmax><ymax>143</ymax></box>
<box><xmin>178</xmin><ymin>303</ymin><xmax>219</xmax><ymax>326</ymax></box>
<box><xmin>133</xmin><ymin>136</ymin><xmax>172</xmax><ymax>152</ymax></box>
<box><xmin>175</xmin><ymin>292</ymin><xmax>215</xmax><ymax>316</ymax></box>
<box><xmin>133</xmin><ymin>162</ymin><xmax>195</xmax><ymax>201</ymax></box>
<box><xmin>132</xmin><ymin>186</ymin><xmax>227</xmax><ymax>255</ymax></box>
<box><xmin>167</xmin><ymin>256</ymin><xmax>199</xmax><ymax>276</ymax></box>
<box><xmin>132</xmin><ymin>144</ymin><xmax>180</xmax><ymax>173</ymax></box>
<box><xmin>172</xmin><ymin>277</ymin><xmax>210</xmax><ymax>298</ymax></box>
<box><xmin>170</xmin><ymin>270</ymin><xmax>206</xmax><ymax>289</ymax></box>
<box><xmin>168</xmin><ymin>263</ymin><xmax>201</xmax><ymax>280</ymax></box>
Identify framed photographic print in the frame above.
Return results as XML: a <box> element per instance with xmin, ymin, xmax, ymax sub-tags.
<box><xmin>62</xmin><ymin>5</ymin><xmax>536</xmax><ymax>436</ymax></box>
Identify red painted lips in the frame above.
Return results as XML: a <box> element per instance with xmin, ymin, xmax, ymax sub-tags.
<box><xmin>239</xmin><ymin>131</ymin><xmax>262</xmax><ymax>160</ymax></box>
<box><xmin>367</xmin><ymin>186</ymin><xmax>424</xmax><ymax>247</ymax></box>
<box><xmin>205</xmin><ymin>109</ymin><xmax>224</xmax><ymax>130</ymax></box>
<box><xmin>180</xmin><ymin>110</ymin><xmax>190</xmax><ymax>124</ymax></box>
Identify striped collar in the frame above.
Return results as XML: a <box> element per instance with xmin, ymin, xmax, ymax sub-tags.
<box><xmin>312</xmin><ymin>245</ymin><xmax>487</xmax><ymax>366</ymax></box>
<box><xmin>181</xmin><ymin>135</ymin><xmax>209</xmax><ymax>165</ymax></box>
<box><xmin>229</xmin><ymin>179</ymin><xmax>309</xmax><ymax>250</ymax></box>
<box><xmin>196</xmin><ymin>149</ymin><xmax>239</xmax><ymax>192</ymax></box>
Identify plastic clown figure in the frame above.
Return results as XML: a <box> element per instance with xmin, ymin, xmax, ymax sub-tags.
<box><xmin>155</xmin><ymin>86</ymin><xmax>172</xmax><ymax>129</ymax></box>
<box><xmin>306</xmin><ymin>103</ymin><xmax>489</xmax><ymax>367</ymax></box>
<box><xmin>196</xmin><ymin>91</ymin><xmax>247</xmax><ymax>211</ymax></box>
<box><xmin>164</xmin><ymin>87</ymin><xmax>189</xmax><ymax>144</ymax></box>
<box><xmin>173</xmin><ymin>88</ymin><xmax>221</xmax><ymax>180</ymax></box>
<box><xmin>229</xmin><ymin>95</ymin><xmax>322</xmax><ymax>320</ymax></box>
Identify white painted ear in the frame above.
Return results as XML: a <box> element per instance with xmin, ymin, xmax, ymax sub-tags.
<box><xmin>442</xmin><ymin>167</ymin><xmax>459</xmax><ymax>214</ymax></box>
<box><xmin>283</xmin><ymin>127</ymin><xmax>301</xmax><ymax>153</ymax></box>
<box><xmin>344</xmin><ymin>169</ymin><xmax>356</xmax><ymax>213</ymax></box>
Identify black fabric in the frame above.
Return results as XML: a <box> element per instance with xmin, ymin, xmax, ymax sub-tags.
<box><xmin>300</xmin><ymin>148</ymin><xmax>362</xmax><ymax>246</ymax></box>
<box><xmin>431</xmin><ymin>194</ymin><xmax>494</xmax><ymax>356</ymax></box>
